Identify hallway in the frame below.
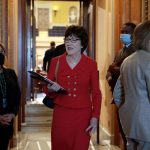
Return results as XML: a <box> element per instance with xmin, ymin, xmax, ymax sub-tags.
<box><xmin>0</xmin><ymin>0</ymin><xmax>146</xmax><ymax>149</ymax></box>
<box><xmin>10</xmin><ymin>93</ymin><xmax>120</xmax><ymax>150</ymax></box>
<box><xmin>11</xmin><ymin>102</ymin><xmax>52</xmax><ymax>150</ymax></box>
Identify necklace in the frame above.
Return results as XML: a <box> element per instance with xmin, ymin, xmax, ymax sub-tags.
<box><xmin>0</xmin><ymin>71</ymin><xmax>7</xmax><ymax>108</ymax></box>
<box><xmin>0</xmin><ymin>68</ymin><xmax>3</xmax><ymax>73</ymax></box>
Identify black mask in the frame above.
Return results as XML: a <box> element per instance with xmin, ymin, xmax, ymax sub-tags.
<box><xmin>0</xmin><ymin>53</ymin><xmax>5</xmax><ymax>65</ymax></box>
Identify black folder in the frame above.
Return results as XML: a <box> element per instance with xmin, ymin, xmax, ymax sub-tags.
<box><xmin>28</xmin><ymin>71</ymin><xmax>67</xmax><ymax>94</ymax></box>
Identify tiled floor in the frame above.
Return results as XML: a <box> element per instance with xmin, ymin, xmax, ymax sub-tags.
<box><xmin>10</xmin><ymin>93</ymin><xmax>121</xmax><ymax>150</ymax></box>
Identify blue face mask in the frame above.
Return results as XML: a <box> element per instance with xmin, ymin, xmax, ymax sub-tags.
<box><xmin>120</xmin><ymin>34</ymin><xmax>132</xmax><ymax>45</ymax></box>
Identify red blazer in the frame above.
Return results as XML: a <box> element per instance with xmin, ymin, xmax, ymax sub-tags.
<box><xmin>46</xmin><ymin>53</ymin><xmax>102</xmax><ymax>119</ymax></box>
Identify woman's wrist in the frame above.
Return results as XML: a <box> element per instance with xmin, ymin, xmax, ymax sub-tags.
<box><xmin>10</xmin><ymin>113</ymin><xmax>15</xmax><ymax>119</ymax></box>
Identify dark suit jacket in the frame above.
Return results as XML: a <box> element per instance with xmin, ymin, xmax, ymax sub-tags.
<box><xmin>106</xmin><ymin>44</ymin><xmax>136</xmax><ymax>92</ymax></box>
<box><xmin>43</xmin><ymin>47</ymin><xmax>56</xmax><ymax>72</ymax></box>
<box><xmin>43</xmin><ymin>44</ymin><xmax>66</xmax><ymax>72</ymax></box>
<box><xmin>0</xmin><ymin>68</ymin><xmax>21</xmax><ymax>138</ymax></box>
<box><xmin>53</xmin><ymin>44</ymin><xmax>66</xmax><ymax>57</ymax></box>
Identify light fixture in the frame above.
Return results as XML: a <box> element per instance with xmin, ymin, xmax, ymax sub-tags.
<box><xmin>53</xmin><ymin>6</ymin><xmax>58</xmax><ymax>16</ymax></box>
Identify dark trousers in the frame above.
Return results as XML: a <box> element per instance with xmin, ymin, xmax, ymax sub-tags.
<box><xmin>0</xmin><ymin>136</ymin><xmax>9</xmax><ymax>150</ymax></box>
<box><xmin>0</xmin><ymin>124</ymin><xmax>13</xmax><ymax>150</ymax></box>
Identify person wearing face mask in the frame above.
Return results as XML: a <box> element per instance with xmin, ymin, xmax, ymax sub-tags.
<box><xmin>106</xmin><ymin>22</ymin><xmax>136</xmax><ymax>93</ymax></box>
<box><xmin>113</xmin><ymin>20</ymin><xmax>150</xmax><ymax>150</ymax></box>
<box><xmin>0</xmin><ymin>44</ymin><xmax>21</xmax><ymax>150</ymax></box>
<box><xmin>106</xmin><ymin>22</ymin><xmax>136</xmax><ymax>149</ymax></box>
<box><xmin>44</xmin><ymin>25</ymin><xmax>102</xmax><ymax>150</ymax></box>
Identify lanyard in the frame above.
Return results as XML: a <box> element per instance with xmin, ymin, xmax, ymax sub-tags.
<box><xmin>0</xmin><ymin>71</ymin><xmax>7</xmax><ymax>108</ymax></box>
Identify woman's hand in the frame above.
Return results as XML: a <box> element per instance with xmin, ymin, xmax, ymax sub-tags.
<box><xmin>0</xmin><ymin>114</ymin><xmax>15</xmax><ymax>125</ymax></box>
<box><xmin>47</xmin><ymin>82</ymin><xmax>61</xmax><ymax>92</ymax></box>
<box><xmin>106</xmin><ymin>72</ymin><xmax>112</xmax><ymax>81</ymax></box>
<box><xmin>86</xmin><ymin>117</ymin><xmax>98</xmax><ymax>135</ymax></box>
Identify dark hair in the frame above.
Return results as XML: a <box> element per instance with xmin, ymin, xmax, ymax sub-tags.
<box><xmin>123</xmin><ymin>22</ymin><xmax>136</xmax><ymax>34</ymax></box>
<box><xmin>0</xmin><ymin>44</ymin><xmax>5</xmax><ymax>66</ymax></box>
<box><xmin>0</xmin><ymin>43</ymin><xmax>5</xmax><ymax>53</ymax></box>
<box><xmin>65</xmin><ymin>25</ymin><xmax>88</xmax><ymax>53</ymax></box>
<box><xmin>50</xmin><ymin>41</ymin><xmax>55</xmax><ymax>47</ymax></box>
<box><xmin>133</xmin><ymin>21</ymin><xmax>150</xmax><ymax>51</ymax></box>
<box><xmin>0</xmin><ymin>52</ymin><xmax>5</xmax><ymax>65</ymax></box>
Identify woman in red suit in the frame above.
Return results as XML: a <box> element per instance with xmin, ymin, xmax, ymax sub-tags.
<box><xmin>46</xmin><ymin>25</ymin><xmax>102</xmax><ymax>150</ymax></box>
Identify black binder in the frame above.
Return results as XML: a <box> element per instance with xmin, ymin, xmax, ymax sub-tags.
<box><xmin>28</xmin><ymin>71</ymin><xmax>67</xmax><ymax>94</ymax></box>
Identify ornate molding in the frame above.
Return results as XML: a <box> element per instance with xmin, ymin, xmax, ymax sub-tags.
<box><xmin>142</xmin><ymin>0</ymin><xmax>150</xmax><ymax>21</ymax></box>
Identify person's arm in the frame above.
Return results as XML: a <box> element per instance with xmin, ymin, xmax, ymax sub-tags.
<box><xmin>106</xmin><ymin>51</ymin><xmax>121</xmax><ymax>78</ymax></box>
<box><xmin>43</xmin><ymin>51</ymin><xmax>49</xmax><ymax>71</ymax></box>
<box><xmin>106</xmin><ymin>52</ymin><xmax>122</xmax><ymax>92</ymax></box>
<box><xmin>86</xmin><ymin>61</ymin><xmax>102</xmax><ymax>134</ymax></box>
<box><xmin>43</xmin><ymin>52</ymin><xmax>47</xmax><ymax>71</ymax></box>
<box><xmin>10</xmin><ymin>70</ymin><xmax>21</xmax><ymax>116</ymax></box>
<box><xmin>0</xmin><ymin>70</ymin><xmax>21</xmax><ymax>125</ymax></box>
<box><xmin>0</xmin><ymin>114</ymin><xmax>15</xmax><ymax>125</ymax></box>
<box><xmin>113</xmin><ymin>76</ymin><xmax>124</xmax><ymax>107</ymax></box>
<box><xmin>90</xmin><ymin>62</ymin><xmax>102</xmax><ymax>118</ymax></box>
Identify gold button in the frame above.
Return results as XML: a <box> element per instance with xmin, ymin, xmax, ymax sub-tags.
<box><xmin>74</xmin><ymin>88</ymin><xmax>76</xmax><ymax>91</ymax></box>
<box><xmin>74</xmin><ymin>82</ymin><xmax>77</xmax><ymax>85</ymax></box>
<box><xmin>67</xmin><ymin>75</ymin><xmax>70</xmax><ymax>78</ymax></box>
<box><xmin>68</xmin><ymin>93</ymin><xmax>71</xmax><ymax>96</ymax></box>
<box><xmin>73</xmin><ymin>94</ymin><xmax>76</xmax><ymax>97</ymax></box>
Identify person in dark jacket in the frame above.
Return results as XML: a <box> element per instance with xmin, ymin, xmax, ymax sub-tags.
<box><xmin>106</xmin><ymin>22</ymin><xmax>136</xmax><ymax>93</ymax></box>
<box><xmin>53</xmin><ymin>43</ymin><xmax>66</xmax><ymax>58</ymax></box>
<box><xmin>43</xmin><ymin>44</ymin><xmax>66</xmax><ymax>72</ymax></box>
<box><xmin>106</xmin><ymin>22</ymin><xmax>136</xmax><ymax>150</ymax></box>
<box><xmin>43</xmin><ymin>41</ymin><xmax>56</xmax><ymax>72</ymax></box>
<box><xmin>0</xmin><ymin>44</ymin><xmax>21</xmax><ymax>150</ymax></box>
<box><xmin>113</xmin><ymin>20</ymin><xmax>150</xmax><ymax>150</ymax></box>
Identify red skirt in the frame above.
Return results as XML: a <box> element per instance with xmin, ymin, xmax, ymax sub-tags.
<box><xmin>51</xmin><ymin>105</ymin><xmax>92</xmax><ymax>150</ymax></box>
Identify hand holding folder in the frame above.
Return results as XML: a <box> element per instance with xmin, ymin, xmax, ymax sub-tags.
<box><xmin>28</xmin><ymin>71</ymin><xmax>67</xmax><ymax>94</ymax></box>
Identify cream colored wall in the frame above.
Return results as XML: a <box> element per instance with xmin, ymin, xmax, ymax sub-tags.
<box><xmin>8</xmin><ymin>0</ymin><xmax>19</xmax><ymax>73</ymax></box>
<box><xmin>34</xmin><ymin>1</ymin><xmax>79</xmax><ymax>69</ymax></box>
<box><xmin>7</xmin><ymin>0</ymin><xmax>19</xmax><ymax>145</ymax></box>
<box><xmin>96</xmin><ymin>0</ymin><xmax>115</xmax><ymax>139</ymax></box>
